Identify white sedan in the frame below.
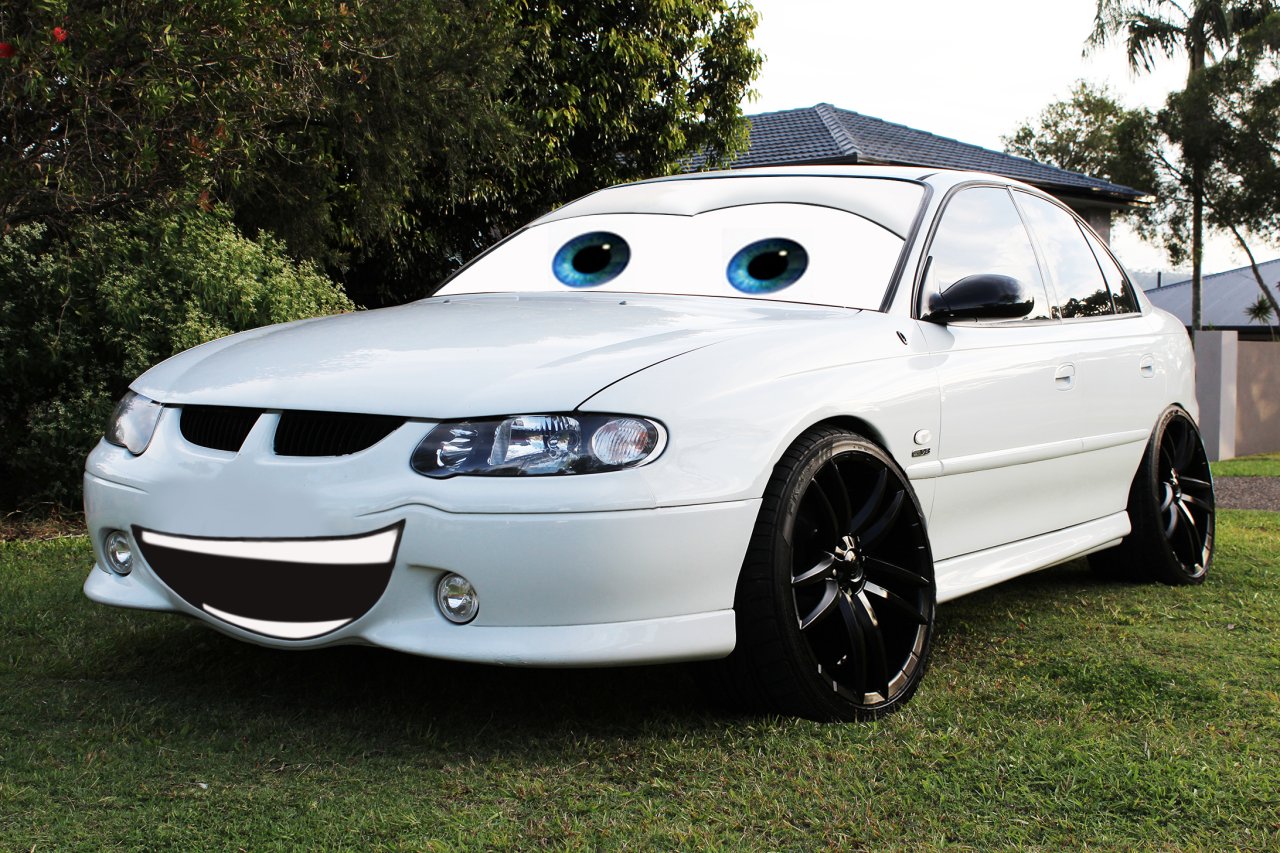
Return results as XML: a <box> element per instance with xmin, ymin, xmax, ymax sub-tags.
<box><xmin>83</xmin><ymin>166</ymin><xmax>1215</xmax><ymax>721</ymax></box>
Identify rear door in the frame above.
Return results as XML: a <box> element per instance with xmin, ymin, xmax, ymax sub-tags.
<box><xmin>1012</xmin><ymin>191</ymin><xmax>1166</xmax><ymax>521</ymax></box>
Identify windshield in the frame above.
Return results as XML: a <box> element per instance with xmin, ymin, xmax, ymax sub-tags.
<box><xmin>436</xmin><ymin>177</ymin><xmax>924</xmax><ymax>311</ymax></box>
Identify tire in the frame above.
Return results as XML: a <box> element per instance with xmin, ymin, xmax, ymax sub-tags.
<box><xmin>1089</xmin><ymin>406</ymin><xmax>1215</xmax><ymax>585</ymax></box>
<box><xmin>721</xmin><ymin>427</ymin><xmax>936</xmax><ymax>722</ymax></box>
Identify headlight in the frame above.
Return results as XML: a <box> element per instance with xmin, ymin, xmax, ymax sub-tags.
<box><xmin>104</xmin><ymin>391</ymin><xmax>164</xmax><ymax>455</ymax></box>
<box><xmin>411</xmin><ymin>414</ymin><xmax>664</xmax><ymax>478</ymax></box>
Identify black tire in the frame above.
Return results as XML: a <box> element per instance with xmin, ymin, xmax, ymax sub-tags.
<box><xmin>720</xmin><ymin>427</ymin><xmax>936</xmax><ymax>722</ymax></box>
<box><xmin>1089</xmin><ymin>407</ymin><xmax>1215</xmax><ymax>585</ymax></box>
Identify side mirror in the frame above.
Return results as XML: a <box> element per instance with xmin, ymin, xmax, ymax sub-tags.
<box><xmin>923</xmin><ymin>273</ymin><xmax>1035</xmax><ymax>323</ymax></box>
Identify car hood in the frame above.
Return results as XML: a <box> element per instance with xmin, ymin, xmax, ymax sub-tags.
<box><xmin>134</xmin><ymin>292</ymin><xmax>858</xmax><ymax>417</ymax></box>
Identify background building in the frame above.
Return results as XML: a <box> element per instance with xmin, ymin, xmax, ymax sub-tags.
<box><xmin>689</xmin><ymin>103</ymin><xmax>1146</xmax><ymax>243</ymax></box>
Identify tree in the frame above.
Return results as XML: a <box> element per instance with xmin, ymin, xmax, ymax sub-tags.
<box><xmin>335</xmin><ymin>0</ymin><xmax>762</xmax><ymax>307</ymax></box>
<box><xmin>224</xmin><ymin>1</ymin><xmax>524</xmax><ymax>273</ymax></box>
<box><xmin>0</xmin><ymin>204</ymin><xmax>354</xmax><ymax>509</ymax></box>
<box><xmin>2</xmin><ymin>1</ymin><xmax>760</xmax><ymax>309</ymax></box>
<box><xmin>1156</xmin><ymin>11</ymin><xmax>1280</xmax><ymax>322</ymax></box>
<box><xmin>1088</xmin><ymin>0</ymin><xmax>1278</xmax><ymax>330</ymax></box>
<box><xmin>1003</xmin><ymin>82</ymin><xmax>1192</xmax><ymax>267</ymax></box>
<box><xmin>0</xmin><ymin>1</ymin><xmax>521</xmax><ymax>256</ymax></box>
<box><xmin>1006</xmin><ymin>78</ymin><xmax>1280</xmax><ymax>328</ymax></box>
<box><xmin>1003</xmin><ymin>81</ymin><xmax>1161</xmax><ymax>209</ymax></box>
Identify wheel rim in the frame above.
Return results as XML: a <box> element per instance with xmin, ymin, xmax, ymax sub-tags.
<box><xmin>1156</xmin><ymin>416</ymin><xmax>1215</xmax><ymax>578</ymax></box>
<box><xmin>789</xmin><ymin>450</ymin><xmax>932</xmax><ymax>707</ymax></box>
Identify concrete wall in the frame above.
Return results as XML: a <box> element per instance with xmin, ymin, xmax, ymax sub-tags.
<box><xmin>1195</xmin><ymin>332</ymin><xmax>1280</xmax><ymax>460</ymax></box>
<box><xmin>1236</xmin><ymin>340</ymin><xmax>1280</xmax><ymax>457</ymax></box>
<box><xmin>1195</xmin><ymin>331</ymin><xmax>1238</xmax><ymax>461</ymax></box>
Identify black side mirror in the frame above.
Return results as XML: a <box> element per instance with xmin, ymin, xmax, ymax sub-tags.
<box><xmin>923</xmin><ymin>273</ymin><xmax>1035</xmax><ymax>323</ymax></box>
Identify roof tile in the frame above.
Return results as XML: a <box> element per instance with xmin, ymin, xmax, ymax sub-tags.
<box><xmin>689</xmin><ymin>104</ymin><xmax>1145</xmax><ymax>201</ymax></box>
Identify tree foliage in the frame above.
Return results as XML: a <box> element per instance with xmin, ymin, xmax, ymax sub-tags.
<box><xmin>1003</xmin><ymin>82</ymin><xmax>1160</xmax><ymax>201</ymax></box>
<box><xmin>1175</xmin><ymin>12</ymin><xmax>1280</xmax><ymax>240</ymax></box>
<box><xmin>1</xmin><ymin>0</ymin><xmax>761</xmax><ymax>307</ymax></box>
<box><xmin>335</xmin><ymin>0</ymin><xmax>761</xmax><ymax>306</ymax></box>
<box><xmin>0</xmin><ymin>1</ymin><xmax>522</xmax><ymax>250</ymax></box>
<box><xmin>0</xmin><ymin>204</ymin><xmax>353</xmax><ymax>509</ymax></box>
<box><xmin>1163</xmin><ymin>10</ymin><xmax>1280</xmax><ymax>318</ymax></box>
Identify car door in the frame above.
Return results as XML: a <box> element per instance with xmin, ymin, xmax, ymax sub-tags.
<box><xmin>1012</xmin><ymin>190</ymin><xmax>1168</xmax><ymax>526</ymax></box>
<box><xmin>914</xmin><ymin>185</ymin><xmax>1087</xmax><ymax>562</ymax></box>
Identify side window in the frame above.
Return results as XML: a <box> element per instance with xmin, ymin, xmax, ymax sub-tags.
<box><xmin>925</xmin><ymin>186</ymin><xmax>1051</xmax><ymax>320</ymax></box>
<box><xmin>1015</xmin><ymin>192</ymin><xmax>1114</xmax><ymax>319</ymax></box>
<box><xmin>1081</xmin><ymin>225</ymin><xmax>1141</xmax><ymax>314</ymax></box>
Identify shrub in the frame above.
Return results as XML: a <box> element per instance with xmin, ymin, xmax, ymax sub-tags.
<box><xmin>0</xmin><ymin>205</ymin><xmax>353</xmax><ymax>511</ymax></box>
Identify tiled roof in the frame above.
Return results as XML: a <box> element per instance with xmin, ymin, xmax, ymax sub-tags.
<box><xmin>689</xmin><ymin>103</ymin><xmax>1146</xmax><ymax>203</ymax></box>
<box><xmin>1145</xmin><ymin>258</ymin><xmax>1280</xmax><ymax>328</ymax></box>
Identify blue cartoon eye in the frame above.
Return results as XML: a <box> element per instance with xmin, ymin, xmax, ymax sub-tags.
<box><xmin>552</xmin><ymin>232</ymin><xmax>630</xmax><ymax>288</ymax></box>
<box><xmin>726</xmin><ymin>238</ymin><xmax>809</xmax><ymax>294</ymax></box>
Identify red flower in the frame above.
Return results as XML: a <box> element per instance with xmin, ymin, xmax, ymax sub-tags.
<box><xmin>0</xmin><ymin>43</ymin><xmax>14</xmax><ymax>59</ymax></box>
<box><xmin>52</xmin><ymin>26</ymin><xmax>68</xmax><ymax>43</ymax></box>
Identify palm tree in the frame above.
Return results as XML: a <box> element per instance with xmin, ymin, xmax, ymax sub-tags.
<box><xmin>1088</xmin><ymin>0</ymin><xmax>1276</xmax><ymax>331</ymax></box>
<box><xmin>1244</xmin><ymin>294</ymin><xmax>1279</xmax><ymax>339</ymax></box>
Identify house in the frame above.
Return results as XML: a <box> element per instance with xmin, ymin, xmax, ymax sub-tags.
<box><xmin>687</xmin><ymin>103</ymin><xmax>1147</xmax><ymax>244</ymax></box>
<box><xmin>1145</xmin><ymin>258</ymin><xmax>1280</xmax><ymax>340</ymax></box>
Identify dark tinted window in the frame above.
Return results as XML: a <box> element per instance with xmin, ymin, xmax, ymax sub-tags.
<box><xmin>1016</xmin><ymin>192</ymin><xmax>1114</xmax><ymax>319</ymax></box>
<box><xmin>1081</xmin><ymin>225</ymin><xmax>1141</xmax><ymax>314</ymax></box>
<box><xmin>926</xmin><ymin>186</ymin><xmax>1051</xmax><ymax>320</ymax></box>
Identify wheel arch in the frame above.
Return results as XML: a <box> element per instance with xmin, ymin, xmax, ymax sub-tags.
<box><xmin>807</xmin><ymin>414</ymin><xmax>892</xmax><ymax>455</ymax></box>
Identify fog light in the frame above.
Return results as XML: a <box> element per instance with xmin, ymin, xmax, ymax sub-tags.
<box><xmin>436</xmin><ymin>573</ymin><xmax>478</xmax><ymax>624</ymax></box>
<box><xmin>104</xmin><ymin>530</ymin><xmax>133</xmax><ymax>575</ymax></box>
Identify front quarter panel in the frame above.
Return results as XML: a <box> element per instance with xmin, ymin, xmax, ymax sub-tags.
<box><xmin>582</xmin><ymin>311</ymin><xmax>941</xmax><ymax>510</ymax></box>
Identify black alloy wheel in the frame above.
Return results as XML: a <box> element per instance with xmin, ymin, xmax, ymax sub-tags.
<box><xmin>1090</xmin><ymin>406</ymin><xmax>1215</xmax><ymax>584</ymax></box>
<box><xmin>723</xmin><ymin>427</ymin><xmax>935</xmax><ymax>721</ymax></box>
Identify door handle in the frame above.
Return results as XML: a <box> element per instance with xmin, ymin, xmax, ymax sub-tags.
<box><xmin>1054</xmin><ymin>363</ymin><xmax>1075</xmax><ymax>390</ymax></box>
<box><xmin>1139</xmin><ymin>354</ymin><xmax>1156</xmax><ymax>378</ymax></box>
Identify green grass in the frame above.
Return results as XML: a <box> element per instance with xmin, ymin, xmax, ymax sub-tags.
<box><xmin>1212</xmin><ymin>452</ymin><xmax>1280</xmax><ymax>478</ymax></box>
<box><xmin>3</xmin><ymin>514</ymin><xmax>1279</xmax><ymax>849</ymax></box>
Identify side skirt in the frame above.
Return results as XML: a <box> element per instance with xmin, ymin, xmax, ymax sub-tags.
<box><xmin>935</xmin><ymin>511</ymin><xmax>1130</xmax><ymax>604</ymax></box>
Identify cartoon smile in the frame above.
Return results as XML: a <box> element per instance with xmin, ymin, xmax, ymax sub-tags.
<box><xmin>133</xmin><ymin>523</ymin><xmax>403</xmax><ymax>639</ymax></box>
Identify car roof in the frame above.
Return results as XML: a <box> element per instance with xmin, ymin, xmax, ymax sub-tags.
<box><xmin>534</xmin><ymin>166</ymin><xmax>1048</xmax><ymax>238</ymax></box>
<box><xmin>642</xmin><ymin>164</ymin><xmax>1042</xmax><ymax>192</ymax></box>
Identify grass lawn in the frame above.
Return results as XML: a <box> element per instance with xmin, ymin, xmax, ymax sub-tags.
<box><xmin>1212</xmin><ymin>452</ymin><xmax>1280</xmax><ymax>478</ymax></box>
<box><xmin>2</xmin><ymin>513</ymin><xmax>1278</xmax><ymax>849</ymax></box>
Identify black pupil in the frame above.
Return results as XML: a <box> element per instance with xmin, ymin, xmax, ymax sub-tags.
<box><xmin>573</xmin><ymin>244</ymin><xmax>612</xmax><ymax>274</ymax></box>
<box><xmin>747</xmin><ymin>251</ymin><xmax>789</xmax><ymax>281</ymax></box>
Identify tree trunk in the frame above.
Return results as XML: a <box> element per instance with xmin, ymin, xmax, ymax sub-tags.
<box><xmin>1192</xmin><ymin>180</ymin><xmax>1204</xmax><ymax>331</ymax></box>
<box><xmin>1182</xmin><ymin>34</ymin><xmax>1203</xmax><ymax>333</ymax></box>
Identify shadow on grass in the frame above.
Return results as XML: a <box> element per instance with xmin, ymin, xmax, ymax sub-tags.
<box><xmin>67</xmin><ymin>556</ymin><xmax>1139</xmax><ymax>752</ymax></box>
<box><xmin>76</xmin><ymin>612</ymin><xmax>737</xmax><ymax>756</ymax></box>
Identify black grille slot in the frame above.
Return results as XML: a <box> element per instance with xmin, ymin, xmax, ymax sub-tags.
<box><xmin>180</xmin><ymin>406</ymin><xmax>261</xmax><ymax>452</ymax></box>
<box><xmin>274</xmin><ymin>411</ymin><xmax>406</xmax><ymax>457</ymax></box>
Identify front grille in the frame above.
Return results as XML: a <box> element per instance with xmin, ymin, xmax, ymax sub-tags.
<box><xmin>180</xmin><ymin>406</ymin><xmax>261</xmax><ymax>452</ymax></box>
<box><xmin>274</xmin><ymin>410</ymin><xmax>406</xmax><ymax>457</ymax></box>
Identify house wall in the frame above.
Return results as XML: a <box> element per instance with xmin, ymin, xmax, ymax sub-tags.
<box><xmin>1065</xmin><ymin>204</ymin><xmax>1113</xmax><ymax>245</ymax></box>
<box><xmin>1236</xmin><ymin>340</ymin><xmax>1280</xmax><ymax>457</ymax></box>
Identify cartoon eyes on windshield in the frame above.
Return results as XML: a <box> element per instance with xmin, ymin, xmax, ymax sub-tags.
<box><xmin>553</xmin><ymin>232</ymin><xmax>631</xmax><ymax>288</ymax></box>
<box><xmin>726</xmin><ymin>238</ymin><xmax>809</xmax><ymax>294</ymax></box>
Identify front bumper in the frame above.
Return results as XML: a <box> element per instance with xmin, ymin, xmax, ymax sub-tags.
<box><xmin>82</xmin><ymin>411</ymin><xmax>758</xmax><ymax>665</ymax></box>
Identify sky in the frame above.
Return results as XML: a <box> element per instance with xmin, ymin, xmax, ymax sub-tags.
<box><xmin>740</xmin><ymin>0</ymin><xmax>1277</xmax><ymax>276</ymax></box>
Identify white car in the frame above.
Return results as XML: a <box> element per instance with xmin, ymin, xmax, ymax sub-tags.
<box><xmin>83</xmin><ymin>166</ymin><xmax>1215</xmax><ymax>721</ymax></box>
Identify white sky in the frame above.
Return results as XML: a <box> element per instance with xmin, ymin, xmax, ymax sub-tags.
<box><xmin>741</xmin><ymin>0</ymin><xmax>1279</xmax><ymax>275</ymax></box>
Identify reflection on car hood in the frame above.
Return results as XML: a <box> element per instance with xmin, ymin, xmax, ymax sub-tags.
<box><xmin>133</xmin><ymin>292</ymin><xmax>857</xmax><ymax>418</ymax></box>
